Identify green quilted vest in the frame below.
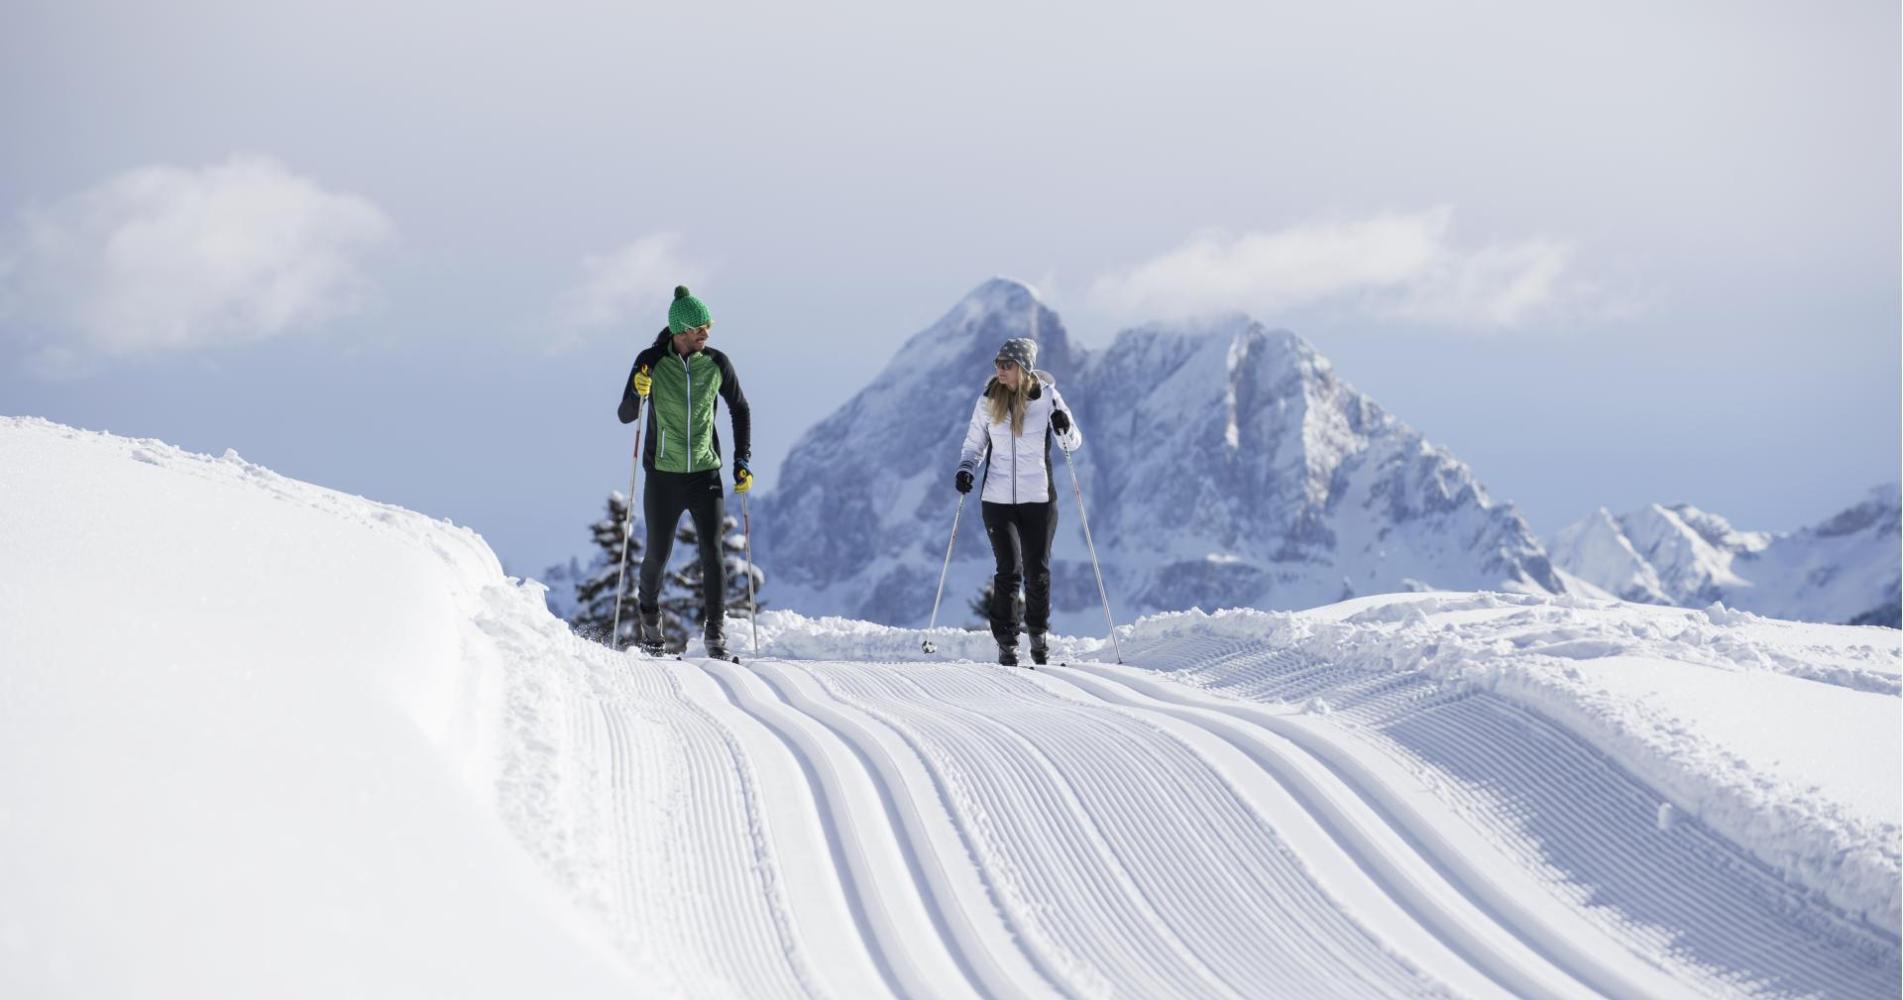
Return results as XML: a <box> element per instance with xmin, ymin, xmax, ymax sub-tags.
<box><xmin>649</xmin><ymin>349</ymin><xmax>724</xmax><ymax>474</ymax></box>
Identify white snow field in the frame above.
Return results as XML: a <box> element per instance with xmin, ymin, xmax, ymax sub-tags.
<box><xmin>2</xmin><ymin>416</ymin><xmax>1898</xmax><ymax>999</ymax></box>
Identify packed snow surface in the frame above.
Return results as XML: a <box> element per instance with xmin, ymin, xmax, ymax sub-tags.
<box><xmin>3</xmin><ymin>416</ymin><xmax>1898</xmax><ymax>998</ymax></box>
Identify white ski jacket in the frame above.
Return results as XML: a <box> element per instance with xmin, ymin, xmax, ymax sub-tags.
<box><xmin>957</xmin><ymin>371</ymin><xmax>1083</xmax><ymax>505</ymax></box>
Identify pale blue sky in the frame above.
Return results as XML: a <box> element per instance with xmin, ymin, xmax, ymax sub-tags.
<box><xmin>2</xmin><ymin>0</ymin><xmax>1896</xmax><ymax>577</ymax></box>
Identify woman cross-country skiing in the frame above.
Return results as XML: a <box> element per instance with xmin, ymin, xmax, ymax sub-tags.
<box><xmin>954</xmin><ymin>337</ymin><xmax>1083</xmax><ymax>666</ymax></box>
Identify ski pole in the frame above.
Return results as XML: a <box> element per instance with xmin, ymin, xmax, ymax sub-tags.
<box><xmin>1063</xmin><ymin>446</ymin><xmax>1122</xmax><ymax>664</ymax></box>
<box><xmin>921</xmin><ymin>493</ymin><xmax>966</xmax><ymax>654</ymax></box>
<box><xmin>740</xmin><ymin>491</ymin><xmax>759</xmax><ymax>657</ymax></box>
<box><xmin>610</xmin><ymin>399</ymin><xmax>644</xmax><ymax>650</ymax></box>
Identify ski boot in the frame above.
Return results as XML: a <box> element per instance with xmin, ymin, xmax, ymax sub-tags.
<box><xmin>997</xmin><ymin>642</ymin><xmax>1020</xmax><ymax>668</ymax></box>
<box><xmin>1029</xmin><ymin>632</ymin><xmax>1049</xmax><ymax>667</ymax></box>
<box><xmin>636</xmin><ymin>608</ymin><xmax>665</xmax><ymax>657</ymax></box>
<box><xmin>703</xmin><ymin>616</ymin><xmax>733</xmax><ymax>662</ymax></box>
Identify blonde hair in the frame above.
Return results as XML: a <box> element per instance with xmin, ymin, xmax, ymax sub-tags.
<box><xmin>986</xmin><ymin>374</ymin><xmax>1036</xmax><ymax>435</ymax></box>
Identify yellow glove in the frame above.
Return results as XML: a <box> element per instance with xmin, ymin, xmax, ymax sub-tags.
<box><xmin>734</xmin><ymin>465</ymin><xmax>754</xmax><ymax>494</ymax></box>
<box><xmin>632</xmin><ymin>366</ymin><xmax>651</xmax><ymax>397</ymax></box>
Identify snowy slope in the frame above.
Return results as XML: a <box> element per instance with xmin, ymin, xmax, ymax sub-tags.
<box><xmin>751</xmin><ymin>279</ymin><xmax>1567</xmax><ymax>633</ymax></box>
<box><xmin>0</xmin><ymin>418</ymin><xmax>640</xmax><ymax>998</ymax></box>
<box><xmin>1554</xmin><ymin>488</ymin><xmax>1901</xmax><ymax>626</ymax></box>
<box><xmin>5</xmin><ymin>416</ymin><xmax>1898</xmax><ymax>999</ymax></box>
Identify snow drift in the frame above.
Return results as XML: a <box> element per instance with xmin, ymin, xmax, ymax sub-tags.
<box><xmin>0</xmin><ymin>417</ymin><xmax>640</xmax><ymax>997</ymax></box>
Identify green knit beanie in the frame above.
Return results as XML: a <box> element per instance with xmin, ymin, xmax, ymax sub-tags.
<box><xmin>668</xmin><ymin>285</ymin><xmax>712</xmax><ymax>334</ymax></box>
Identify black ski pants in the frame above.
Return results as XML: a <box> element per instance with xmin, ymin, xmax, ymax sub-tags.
<box><xmin>637</xmin><ymin>469</ymin><xmax>726</xmax><ymax>624</ymax></box>
<box><xmin>981</xmin><ymin>498</ymin><xmax>1058</xmax><ymax>646</ymax></box>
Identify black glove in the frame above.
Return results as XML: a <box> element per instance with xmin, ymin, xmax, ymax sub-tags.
<box><xmin>1051</xmin><ymin>410</ymin><xmax>1072</xmax><ymax>435</ymax></box>
<box><xmin>955</xmin><ymin>469</ymin><xmax>973</xmax><ymax>494</ymax></box>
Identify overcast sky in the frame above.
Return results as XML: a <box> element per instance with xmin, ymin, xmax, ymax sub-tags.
<box><xmin>2</xmin><ymin>0</ymin><xmax>1897</xmax><ymax>577</ymax></box>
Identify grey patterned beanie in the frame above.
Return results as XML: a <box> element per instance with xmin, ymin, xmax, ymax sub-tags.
<box><xmin>995</xmin><ymin>337</ymin><xmax>1038</xmax><ymax>371</ymax></box>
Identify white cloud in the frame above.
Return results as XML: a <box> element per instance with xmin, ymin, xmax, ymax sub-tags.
<box><xmin>0</xmin><ymin>155</ymin><xmax>393</xmax><ymax>372</ymax></box>
<box><xmin>1088</xmin><ymin>208</ymin><xmax>1585</xmax><ymax>331</ymax></box>
<box><xmin>553</xmin><ymin>234</ymin><xmax>707</xmax><ymax>350</ymax></box>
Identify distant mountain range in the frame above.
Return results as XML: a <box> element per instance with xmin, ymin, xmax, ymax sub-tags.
<box><xmin>550</xmin><ymin>278</ymin><xmax>1898</xmax><ymax>632</ymax></box>
<box><xmin>1550</xmin><ymin>487</ymin><xmax>1901</xmax><ymax>627</ymax></box>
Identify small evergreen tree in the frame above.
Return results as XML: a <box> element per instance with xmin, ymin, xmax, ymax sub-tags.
<box><xmin>567</xmin><ymin>492</ymin><xmax>768</xmax><ymax>653</ymax></box>
<box><xmin>660</xmin><ymin>513</ymin><xmax>764</xmax><ymax>648</ymax></box>
<box><xmin>570</xmin><ymin>492</ymin><xmax>650</xmax><ymax>648</ymax></box>
<box><xmin>969</xmin><ymin>579</ymin><xmax>1019</xmax><ymax>631</ymax></box>
<box><xmin>969</xmin><ymin>580</ymin><xmax>994</xmax><ymax>628</ymax></box>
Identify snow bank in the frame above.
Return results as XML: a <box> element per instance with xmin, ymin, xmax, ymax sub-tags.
<box><xmin>0</xmin><ymin>418</ymin><xmax>638</xmax><ymax>997</ymax></box>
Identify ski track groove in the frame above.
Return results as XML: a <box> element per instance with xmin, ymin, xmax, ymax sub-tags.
<box><xmin>888</xmin><ymin>667</ymin><xmax>1241</xmax><ymax>994</ymax></box>
<box><xmin>650</xmin><ymin>659</ymin><xmax>830</xmax><ymax>1000</ymax></box>
<box><xmin>745</xmin><ymin>658</ymin><xmax>1066</xmax><ymax>999</ymax></box>
<box><xmin>590</xmin><ymin>656</ymin><xmax>680</xmax><ymax>952</ymax></box>
<box><xmin>691</xmin><ymin>656</ymin><xmax>982</xmax><ymax>1000</ymax></box>
<box><xmin>1008</xmin><ymin>667</ymin><xmax>1482</xmax><ymax>1000</ymax></box>
<box><xmin>596</xmin><ymin>704</ymin><xmax>643</xmax><ymax>941</ymax></box>
<box><xmin>1279</xmin><ymin>660</ymin><xmax>1899</xmax><ymax>1000</ymax></box>
<box><xmin>1382</xmin><ymin>694</ymin><xmax>1896</xmax><ymax>999</ymax></box>
<box><xmin>812</xmin><ymin>663</ymin><xmax>1252</xmax><ymax>1000</ymax></box>
<box><xmin>811</xmin><ymin>664</ymin><xmax>1276</xmax><ymax>999</ymax></box>
<box><xmin>1089</xmin><ymin>648</ymin><xmax>1903</xmax><ymax>1000</ymax></box>
<box><xmin>802</xmin><ymin>663</ymin><xmax>1276</xmax><ymax>999</ymax></box>
<box><xmin>796</xmin><ymin>660</ymin><xmax>1453</xmax><ymax>1000</ymax></box>
<box><xmin>1019</xmin><ymin>667</ymin><xmax>1582</xmax><ymax>998</ymax></box>
<box><xmin>857</xmin><ymin>662</ymin><xmax>1441</xmax><ymax>999</ymax></box>
<box><xmin>1047</xmin><ymin>664</ymin><xmax>1657</xmax><ymax>999</ymax></box>
<box><xmin>860</xmin><ymin>679</ymin><xmax>1192</xmax><ymax>997</ymax></box>
<box><xmin>611</xmin><ymin>654</ymin><xmax>696</xmax><ymax>962</ymax></box>
<box><xmin>546</xmin><ymin>641</ymin><xmax>821</xmax><ymax>997</ymax></box>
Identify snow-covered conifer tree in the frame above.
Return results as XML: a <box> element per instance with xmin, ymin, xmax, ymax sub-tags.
<box><xmin>570</xmin><ymin>492</ymin><xmax>650</xmax><ymax>648</ymax></box>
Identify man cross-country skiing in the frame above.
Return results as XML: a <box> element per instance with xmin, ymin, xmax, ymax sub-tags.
<box><xmin>617</xmin><ymin>285</ymin><xmax>753</xmax><ymax>659</ymax></box>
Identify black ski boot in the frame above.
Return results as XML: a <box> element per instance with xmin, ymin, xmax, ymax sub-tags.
<box><xmin>1029</xmin><ymin>632</ymin><xmax>1049</xmax><ymax>667</ymax></box>
<box><xmin>997</xmin><ymin>643</ymin><xmax>1020</xmax><ymax>668</ymax></box>
<box><xmin>636</xmin><ymin>608</ymin><xmax>665</xmax><ymax>657</ymax></box>
<box><xmin>703</xmin><ymin>617</ymin><xmax>732</xmax><ymax>662</ymax></box>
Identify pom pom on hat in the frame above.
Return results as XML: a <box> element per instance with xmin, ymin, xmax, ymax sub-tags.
<box><xmin>668</xmin><ymin>285</ymin><xmax>712</xmax><ymax>333</ymax></box>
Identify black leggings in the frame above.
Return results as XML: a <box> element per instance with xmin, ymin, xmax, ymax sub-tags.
<box><xmin>981</xmin><ymin>499</ymin><xmax>1058</xmax><ymax>645</ymax></box>
<box><xmin>637</xmin><ymin>469</ymin><xmax>726</xmax><ymax>623</ymax></box>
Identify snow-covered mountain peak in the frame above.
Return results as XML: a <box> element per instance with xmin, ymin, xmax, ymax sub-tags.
<box><xmin>1552</xmin><ymin>488</ymin><xmax>1901</xmax><ymax>626</ymax></box>
<box><xmin>1550</xmin><ymin>507</ymin><xmax>1668</xmax><ymax>603</ymax></box>
<box><xmin>885</xmin><ymin>277</ymin><xmax>1076</xmax><ymax>382</ymax></box>
<box><xmin>957</xmin><ymin>274</ymin><xmax>1046</xmax><ymax>315</ymax></box>
<box><xmin>914</xmin><ymin>277</ymin><xmax>1053</xmax><ymax>351</ymax></box>
<box><xmin>1659</xmin><ymin>502</ymin><xmax>1771</xmax><ymax>554</ymax></box>
<box><xmin>757</xmin><ymin>287</ymin><xmax>1568</xmax><ymax>626</ymax></box>
<box><xmin>1617</xmin><ymin>503</ymin><xmax>1754</xmax><ymax>599</ymax></box>
<box><xmin>1101</xmin><ymin>314</ymin><xmax>1327</xmax><ymax>388</ymax></box>
<box><xmin>1815</xmin><ymin>483</ymin><xmax>1902</xmax><ymax>539</ymax></box>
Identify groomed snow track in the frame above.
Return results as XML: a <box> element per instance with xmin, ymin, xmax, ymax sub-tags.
<box><xmin>499</xmin><ymin>629</ymin><xmax>1902</xmax><ymax>999</ymax></box>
